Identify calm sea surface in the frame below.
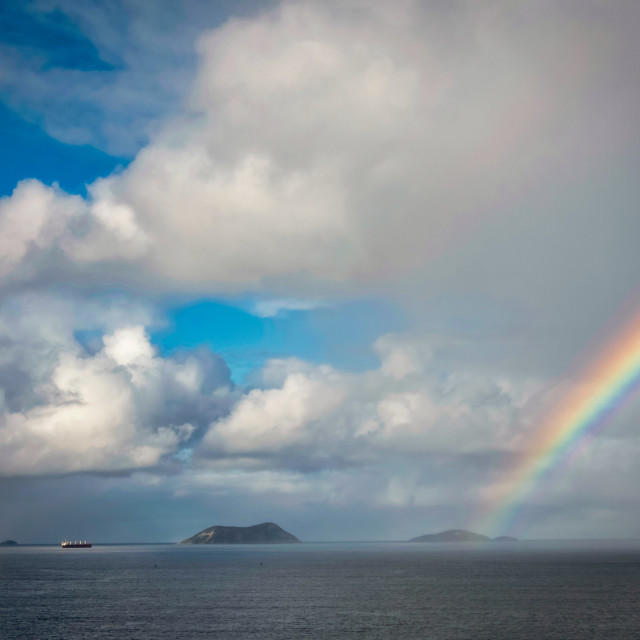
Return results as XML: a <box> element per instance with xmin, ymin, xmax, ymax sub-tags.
<box><xmin>1</xmin><ymin>540</ymin><xmax>639</xmax><ymax>639</ymax></box>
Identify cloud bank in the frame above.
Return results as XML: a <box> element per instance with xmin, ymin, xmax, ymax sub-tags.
<box><xmin>4</xmin><ymin>0</ymin><xmax>639</xmax><ymax>299</ymax></box>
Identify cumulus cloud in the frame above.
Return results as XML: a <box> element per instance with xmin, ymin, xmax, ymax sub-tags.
<box><xmin>0</xmin><ymin>295</ymin><xmax>235</xmax><ymax>476</ymax></box>
<box><xmin>0</xmin><ymin>180</ymin><xmax>83</xmax><ymax>279</ymax></box>
<box><xmin>204</xmin><ymin>371</ymin><xmax>345</xmax><ymax>453</ymax></box>
<box><xmin>98</xmin><ymin>0</ymin><xmax>533</xmax><ymax>286</ymax></box>
<box><xmin>0</xmin><ymin>180</ymin><xmax>149</xmax><ymax>287</ymax></box>
<box><xmin>2</xmin><ymin>0</ymin><xmax>639</xmax><ymax>307</ymax></box>
<box><xmin>201</xmin><ymin>336</ymin><xmax>534</xmax><ymax>477</ymax></box>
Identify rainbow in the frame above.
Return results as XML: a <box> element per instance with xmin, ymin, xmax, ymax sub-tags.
<box><xmin>480</xmin><ymin>309</ymin><xmax>640</xmax><ymax>537</ymax></box>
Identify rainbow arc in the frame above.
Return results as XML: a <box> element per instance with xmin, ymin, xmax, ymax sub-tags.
<box><xmin>480</xmin><ymin>309</ymin><xmax>640</xmax><ymax>537</ymax></box>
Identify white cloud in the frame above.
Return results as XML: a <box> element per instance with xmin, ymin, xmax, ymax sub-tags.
<box><xmin>71</xmin><ymin>197</ymin><xmax>150</xmax><ymax>263</ymax></box>
<box><xmin>202</xmin><ymin>338</ymin><xmax>533</xmax><ymax>469</ymax></box>
<box><xmin>102</xmin><ymin>326</ymin><xmax>155</xmax><ymax>386</ymax></box>
<box><xmin>204</xmin><ymin>371</ymin><xmax>345</xmax><ymax>453</ymax></box>
<box><xmin>252</xmin><ymin>298</ymin><xmax>326</xmax><ymax>318</ymax></box>
<box><xmin>0</xmin><ymin>296</ymin><xmax>234</xmax><ymax>476</ymax></box>
<box><xmin>0</xmin><ymin>335</ymin><xmax>187</xmax><ymax>475</ymax></box>
<box><xmin>0</xmin><ymin>180</ymin><xmax>150</xmax><ymax>286</ymax></box>
<box><xmin>3</xmin><ymin>0</ymin><xmax>638</xmax><ymax>306</ymax></box>
<box><xmin>373</xmin><ymin>334</ymin><xmax>433</xmax><ymax>380</ymax></box>
<box><xmin>0</xmin><ymin>180</ymin><xmax>83</xmax><ymax>278</ymax></box>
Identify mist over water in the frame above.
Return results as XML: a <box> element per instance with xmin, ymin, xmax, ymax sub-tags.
<box><xmin>2</xmin><ymin>541</ymin><xmax>639</xmax><ymax>639</ymax></box>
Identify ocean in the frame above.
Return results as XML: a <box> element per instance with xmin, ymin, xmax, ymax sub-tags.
<box><xmin>1</xmin><ymin>540</ymin><xmax>639</xmax><ymax>639</ymax></box>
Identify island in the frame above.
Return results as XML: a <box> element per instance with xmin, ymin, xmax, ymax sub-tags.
<box><xmin>0</xmin><ymin>539</ymin><xmax>18</xmax><ymax>546</ymax></box>
<box><xmin>181</xmin><ymin>522</ymin><xmax>301</xmax><ymax>544</ymax></box>
<box><xmin>493</xmin><ymin>535</ymin><xmax>518</xmax><ymax>542</ymax></box>
<box><xmin>409</xmin><ymin>529</ymin><xmax>518</xmax><ymax>543</ymax></box>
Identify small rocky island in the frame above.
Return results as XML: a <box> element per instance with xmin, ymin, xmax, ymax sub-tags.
<box><xmin>181</xmin><ymin>522</ymin><xmax>300</xmax><ymax>544</ymax></box>
<box><xmin>409</xmin><ymin>529</ymin><xmax>518</xmax><ymax>543</ymax></box>
<box><xmin>0</xmin><ymin>539</ymin><xmax>18</xmax><ymax>546</ymax></box>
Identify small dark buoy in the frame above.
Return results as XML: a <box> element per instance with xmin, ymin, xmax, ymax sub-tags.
<box><xmin>260</xmin><ymin>562</ymin><xmax>263</xmax><ymax>566</ymax></box>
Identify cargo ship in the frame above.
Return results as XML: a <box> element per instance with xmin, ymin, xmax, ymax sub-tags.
<box><xmin>61</xmin><ymin>540</ymin><xmax>92</xmax><ymax>548</ymax></box>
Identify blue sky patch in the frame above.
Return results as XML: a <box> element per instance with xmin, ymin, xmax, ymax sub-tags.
<box><xmin>152</xmin><ymin>298</ymin><xmax>405</xmax><ymax>383</ymax></box>
<box><xmin>0</xmin><ymin>102</ymin><xmax>128</xmax><ymax>197</ymax></box>
<box><xmin>0</xmin><ymin>2</ymin><xmax>116</xmax><ymax>71</ymax></box>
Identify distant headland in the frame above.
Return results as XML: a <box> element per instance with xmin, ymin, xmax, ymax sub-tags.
<box><xmin>409</xmin><ymin>529</ymin><xmax>518</xmax><ymax>543</ymax></box>
<box><xmin>181</xmin><ymin>522</ymin><xmax>300</xmax><ymax>544</ymax></box>
<box><xmin>0</xmin><ymin>539</ymin><xmax>18</xmax><ymax>546</ymax></box>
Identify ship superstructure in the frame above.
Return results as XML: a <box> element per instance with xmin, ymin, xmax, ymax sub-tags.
<box><xmin>61</xmin><ymin>540</ymin><xmax>92</xmax><ymax>548</ymax></box>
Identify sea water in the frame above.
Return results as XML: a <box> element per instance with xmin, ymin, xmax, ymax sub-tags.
<box><xmin>1</xmin><ymin>540</ymin><xmax>639</xmax><ymax>639</ymax></box>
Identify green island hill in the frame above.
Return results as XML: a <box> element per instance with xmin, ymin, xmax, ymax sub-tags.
<box><xmin>181</xmin><ymin>522</ymin><xmax>300</xmax><ymax>544</ymax></box>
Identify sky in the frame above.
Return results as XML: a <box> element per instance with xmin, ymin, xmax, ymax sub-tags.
<box><xmin>1</xmin><ymin>0</ymin><xmax>640</xmax><ymax>543</ymax></box>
